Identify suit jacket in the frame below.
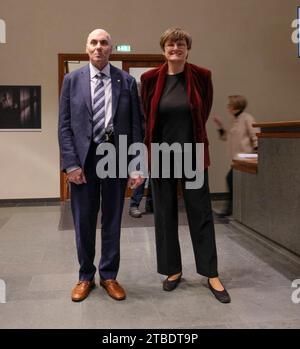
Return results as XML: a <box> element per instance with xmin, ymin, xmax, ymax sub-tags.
<box><xmin>141</xmin><ymin>62</ymin><xmax>213</xmax><ymax>169</ymax></box>
<box><xmin>58</xmin><ymin>63</ymin><xmax>143</xmax><ymax>172</ymax></box>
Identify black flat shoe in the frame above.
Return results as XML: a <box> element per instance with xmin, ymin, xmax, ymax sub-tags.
<box><xmin>208</xmin><ymin>279</ymin><xmax>231</xmax><ymax>303</ymax></box>
<box><xmin>163</xmin><ymin>273</ymin><xmax>182</xmax><ymax>291</ymax></box>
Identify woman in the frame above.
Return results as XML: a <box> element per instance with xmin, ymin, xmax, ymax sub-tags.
<box><xmin>141</xmin><ymin>28</ymin><xmax>230</xmax><ymax>303</ymax></box>
<box><xmin>213</xmin><ymin>95</ymin><xmax>259</xmax><ymax>217</ymax></box>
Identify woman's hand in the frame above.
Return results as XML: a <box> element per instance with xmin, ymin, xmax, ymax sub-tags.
<box><xmin>212</xmin><ymin>115</ymin><xmax>223</xmax><ymax>129</ymax></box>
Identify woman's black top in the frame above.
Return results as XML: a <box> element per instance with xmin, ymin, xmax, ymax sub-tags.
<box><xmin>155</xmin><ymin>72</ymin><xmax>194</xmax><ymax>145</ymax></box>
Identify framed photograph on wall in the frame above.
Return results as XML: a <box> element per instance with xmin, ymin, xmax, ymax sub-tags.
<box><xmin>0</xmin><ymin>86</ymin><xmax>41</xmax><ymax>130</ymax></box>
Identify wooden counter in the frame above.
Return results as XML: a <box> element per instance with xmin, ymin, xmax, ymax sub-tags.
<box><xmin>254</xmin><ymin>120</ymin><xmax>300</xmax><ymax>138</ymax></box>
<box><xmin>232</xmin><ymin>120</ymin><xmax>300</xmax><ymax>257</ymax></box>
<box><xmin>232</xmin><ymin>158</ymin><xmax>258</xmax><ymax>174</ymax></box>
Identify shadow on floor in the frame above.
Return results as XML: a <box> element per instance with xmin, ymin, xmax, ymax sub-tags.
<box><xmin>58</xmin><ymin>198</ymin><xmax>229</xmax><ymax>230</ymax></box>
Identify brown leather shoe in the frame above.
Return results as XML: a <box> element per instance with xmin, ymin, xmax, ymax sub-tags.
<box><xmin>71</xmin><ymin>280</ymin><xmax>95</xmax><ymax>302</ymax></box>
<box><xmin>100</xmin><ymin>279</ymin><xmax>126</xmax><ymax>301</ymax></box>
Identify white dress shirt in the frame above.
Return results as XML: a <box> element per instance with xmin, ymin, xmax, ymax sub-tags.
<box><xmin>66</xmin><ymin>63</ymin><xmax>113</xmax><ymax>173</ymax></box>
<box><xmin>89</xmin><ymin>62</ymin><xmax>113</xmax><ymax>129</ymax></box>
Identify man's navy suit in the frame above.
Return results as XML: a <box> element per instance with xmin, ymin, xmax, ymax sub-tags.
<box><xmin>58</xmin><ymin>63</ymin><xmax>143</xmax><ymax>281</ymax></box>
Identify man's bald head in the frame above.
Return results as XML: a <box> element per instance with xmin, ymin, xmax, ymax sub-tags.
<box><xmin>86</xmin><ymin>28</ymin><xmax>113</xmax><ymax>70</ymax></box>
<box><xmin>86</xmin><ymin>29</ymin><xmax>112</xmax><ymax>45</ymax></box>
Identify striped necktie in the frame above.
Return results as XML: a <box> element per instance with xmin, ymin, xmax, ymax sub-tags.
<box><xmin>92</xmin><ymin>73</ymin><xmax>106</xmax><ymax>144</ymax></box>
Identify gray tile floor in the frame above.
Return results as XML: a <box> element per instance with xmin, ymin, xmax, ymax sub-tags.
<box><xmin>0</xmin><ymin>200</ymin><xmax>299</xmax><ymax>329</ymax></box>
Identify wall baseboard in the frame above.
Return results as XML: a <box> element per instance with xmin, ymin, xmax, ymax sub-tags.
<box><xmin>229</xmin><ymin>220</ymin><xmax>300</xmax><ymax>263</ymax></box>
<box><xmin>0</xmin><ymin>193</ymin><xmax>228</xmax><ymax>207</ymax></box>
<box><xmin>210</xmin><ymin>192</ymin><xmax>229</xmax><ymax>201</ymax></box>
<box><xmin>0</xmin><ymin>198</ymin><xmax>60</xmax><ymax>207</ymax></box>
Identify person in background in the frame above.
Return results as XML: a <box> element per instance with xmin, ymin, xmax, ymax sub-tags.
<box><xmin>129</xmin><ymin>179</ymin><xmax>153</xmax><ymax>218</ymax></box>
<box><xmin>128</xmin><ymin>80</ymin><xmax>153</xmax><ymax>218</ymax></box>
<box><xmin>141</xmin><ymin>28</ymin><xmax>231</xmax><ymax>303</ymax></box>
<box><xmin>213</xmin><ymin>95</ymin><xmax>259</xmax><ymax>217</ymax></box>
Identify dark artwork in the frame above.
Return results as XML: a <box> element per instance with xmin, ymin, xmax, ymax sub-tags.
<box><xmin>0</xmin><ymin>86</ymin><xmax>41</xmax><ymax>129</ymax></box>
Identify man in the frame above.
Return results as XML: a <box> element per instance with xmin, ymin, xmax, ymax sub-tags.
<box><xmin>58</xmin><ymin>29</ymin><xmax>143</xmax><ymax>302</ymax></box>
<box><xmin>129</xmin><ymin>179</ymin><xmax>153</xmax><ymax>218</ymax></box>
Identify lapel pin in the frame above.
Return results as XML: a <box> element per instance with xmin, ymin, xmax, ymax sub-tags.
<box><xmin>117</xmin><ymin>79</ymin><xmax>120</xmax><ymax>82</ymax></box>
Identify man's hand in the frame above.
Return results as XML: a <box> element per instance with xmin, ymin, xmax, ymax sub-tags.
<box><xmin>67</xmin><ymin>168</ymin><xmax>87</xmax><ymax>185</ymax></box>
<box><xmin>128</xmin><ymin>176</ymin><xmax>145</xmax><ymax>190</ymax></box>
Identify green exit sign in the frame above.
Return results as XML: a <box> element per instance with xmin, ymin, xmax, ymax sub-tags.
<box><xmin>116</xmin><ymin>44</ymin><xmax>131</xmax><ymax>52</ymax></box>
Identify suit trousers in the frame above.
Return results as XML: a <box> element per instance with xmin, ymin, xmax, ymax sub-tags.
<box><xmin>151</xmin><ymin>170</ymin><xmax>218</xmax><ymax>277</ymax></box>
<box><xmin>70</xmin><ymin>142</ymin><xmax>127</xmax><ymax>281</ymax></box>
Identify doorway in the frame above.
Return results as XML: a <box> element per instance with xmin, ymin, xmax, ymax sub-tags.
<box><xmin>58</xmin><ymin>53</ymin><xmax>165</xmax><ymax>201</ymax></box>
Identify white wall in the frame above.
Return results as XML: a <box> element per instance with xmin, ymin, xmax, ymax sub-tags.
<box><xmin>0</xmin><ymin>0</ymin><xmax>299</xmax><ymax>199</ymax></box>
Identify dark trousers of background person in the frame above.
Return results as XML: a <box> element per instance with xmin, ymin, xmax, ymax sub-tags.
<box><xmin>70</xmin><ymin>141</ymin><xmax>127</xmax><ymax>282</ymax></box>
<box><xmin>151</xmin><ymin>170</ymin><xmax>218</xmax><ymax>278</ymax></box>
<box><xmin>225</xmin><ymin>168</ymin><xmax>233</xmax><ymax>215</ymax></box>
<box><xmin>130</xmin><ymin>179</ymin><xmax>152</xmax><ymax>209</ymax></box>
